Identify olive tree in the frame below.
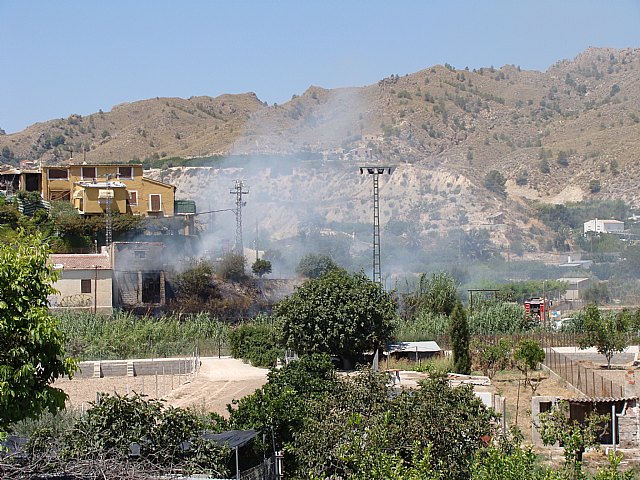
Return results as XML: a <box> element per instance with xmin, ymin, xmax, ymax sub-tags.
<box><xmin>0</xmin><ymin>233</ymin><xmax>77</xmax><ymax>432</ymax></box>
<box><xmin>276</xmin><ymin>269</ymin><xmax>396</xmax><ymax>368</ymax></box>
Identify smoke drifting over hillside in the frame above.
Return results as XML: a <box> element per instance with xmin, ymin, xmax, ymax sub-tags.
<box><xmin>149</xmin><ymin>87</ymin><xmax>515</xmax><ymax>286</ymax></box>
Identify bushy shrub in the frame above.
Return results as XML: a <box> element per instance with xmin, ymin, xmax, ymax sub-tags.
<box><xmin>229</xmin><ymin>316</ymin><xmax>283</xmax><ymax>367</ymax></box>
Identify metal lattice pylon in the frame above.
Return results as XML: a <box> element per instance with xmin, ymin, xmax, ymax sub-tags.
<box><xmin>360</xmin><ymin>166</ymin><xmax>393</xmax><ymax>284</ymax></box>
<box><xmin>230</xmin><ymin>180</ymin><xmax>249</xmax><ymax>254</ymax></box>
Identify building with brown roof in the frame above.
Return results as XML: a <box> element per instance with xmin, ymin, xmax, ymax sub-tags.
<box><xmin>48</xmin><ymin>250</ymin><xmax>112</xmax><ymax>314</ymax></box>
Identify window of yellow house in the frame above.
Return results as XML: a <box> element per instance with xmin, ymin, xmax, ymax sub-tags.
<box><xmin>81</xmin><ymin>167</ymin><xmax>97</xmax><ymax>179</ymax></box>
<box><xmin>149</xmin><ymin>194</ymin><xmax>162</xmax><ymax>212</ymax></box>
<box><xmin>118</xmin><ymin>166</ymin><xmax>133</xmax><ymax>179</ymax></box>
<box><xmin>81</xmin><ymin>279</ymin><xmax>91</xmax><ymax>294</ymax></box>
<box><xmin>48</xmin><ymin>168</ymin><xmax>68</xmax><ymax>180</ymax></box>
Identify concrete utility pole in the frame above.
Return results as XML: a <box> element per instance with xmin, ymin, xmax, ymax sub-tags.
<box><xmin>230</xmin><ymin>180</ymin><xmax>249</xmax><ymax>254</ymax></box>
<box><xmin>360</xmin><ymin>166</ymin><xmax>393</xmax><ymax>284</ymax></box>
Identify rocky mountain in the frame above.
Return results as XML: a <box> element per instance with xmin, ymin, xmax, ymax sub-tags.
<box><xmin>3</xmin><ymin>47</ymin><xmax>640</xmax><ymax>270</ymax></box>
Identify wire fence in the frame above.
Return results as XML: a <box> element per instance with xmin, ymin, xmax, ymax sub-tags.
<box><xmin>435</xmin><ymin>332</ymin><xmax>585</xmax><ymax>351</ymax></box>
<box><xmin>542</xmin><ymin>347</ymin><xmax>626</xmax><ymax>398</ymax></box>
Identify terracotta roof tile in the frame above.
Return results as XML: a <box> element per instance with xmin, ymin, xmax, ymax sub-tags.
<box><xmin>49</xmin><ymin>253</ymin><xmax>111</xmax><ymax>270</ymax></box>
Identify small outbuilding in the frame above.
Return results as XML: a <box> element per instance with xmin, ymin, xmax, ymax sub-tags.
<box><xmin>385</xmin><ymin>341</ymin><xmax>442</xmax><ymax>362</ymax></box>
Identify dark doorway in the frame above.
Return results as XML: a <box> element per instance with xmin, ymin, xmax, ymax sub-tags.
<box><xmin>142</xmin><ymin>272</ymin><xmax>161</xmax><ymax>304</ymax></box>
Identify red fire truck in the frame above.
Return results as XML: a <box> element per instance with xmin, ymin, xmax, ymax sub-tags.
<box><xmin>524</xmin><ymin>297</ymin><xmax>549</xmax><ymax>322</ymax></box>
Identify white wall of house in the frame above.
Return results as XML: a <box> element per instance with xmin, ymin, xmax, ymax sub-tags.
<box><xmin>49</xmin><ymin>268</ymin><xmax>112</xmax><ymax>313</ymax></box>
<box><xmin>583</xmin><ymin>219</ymin><xmax>624</xmax><ymax>234</ymax></box>
<box><xmin>558</xmin><ymin>278</ymin><xmax>590</xmax><ymax>301</ymax></box>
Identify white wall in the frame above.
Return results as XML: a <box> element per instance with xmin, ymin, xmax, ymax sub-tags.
<box><xmin>49</xmin><ymin>269</ymin><xmax>112</xmax><ymax>313</ymax></box>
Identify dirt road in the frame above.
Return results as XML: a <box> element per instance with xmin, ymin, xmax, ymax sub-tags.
<box><xmin>163</xmin><ymin>357</ymin><xmax>269</xmax><ymax>416</ymax></box>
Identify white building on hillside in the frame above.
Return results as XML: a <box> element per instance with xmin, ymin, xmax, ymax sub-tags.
<box><xmin>583</xmin><ymin>218</ymin><xmax>624</xmax><ymax>234</ymax></box>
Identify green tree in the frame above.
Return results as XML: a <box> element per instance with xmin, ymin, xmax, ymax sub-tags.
<box><xmin>1</xmin><ymin>146</ymin><xmax>13</xmax><ymax>159</ymax></box>
<box><xmin>295</xmin><ymin>253</ymin><xmax>339</xmax><ymax>279</ymax></box>
<box><xmin>471</xmin><ymin>338</ymin><xmax>512</xmax><ymax>379</ymax></box>
<box><xmin>450</xmin><ymin>302</ymin><xmax>471</xmax><ymax>374</ymax></box>
<box><xmin>0</xmin><ymin>233</ymin><xmax>77</xmax><ymax>433</ymax></box>
<box><xmin>472</xmin><ymin>436</ymin><xmax>547</xmax><ymax>480</ymax></box>
<box><xmin>537</xmin><ymin>401</ymin><xmax>608</xmax><ymax>480</ymax></box>
<box><xmin>63</xmin><ymin>393</ymin><xmax>229</xmax><ymax>475</ymax></box>
<box><xmin>513</xmin><ymin>339</ymin><xmax>545</xmax><ymax>394</ymax></box>
<box><xmin>578</xmin><ymin>304</ymin><xmax>627</xmax><ymax>369</ymax></box>
<box><xmin>277</xmin><ymin>269</ymin><xmax>396</xmax><ymax>368</ymax></box>
<box><xmin>251</xmin><ymin>258</ymin><xmax>272</xmax><ymax>278</ymax></box>
<box><xmin>176</xmin><ymin>258</ymin><xmax>218</xmax><ymax>301</ymax></box>
<box><xmin>484</xmin><ymin>170</ymin><xmax>507</xmax><ymax>197</ymax></box>
<box><xmin>294</xmin><ymin>371</ymin><xmax>496</xmax><ymax>480</ymax></box>
<box><xmin>229</xmin><ymin>317</ymin><xmax>282</xmax><ymax>367</ymax></box>
<box><xmin>582</xmin><ymin>282</ymin><xmax>611</xmax><ymax>305</ymax></box>
<box><xmin>217</xmin><ymin>252</ymin><xmax>246</xmax><ymax>281</ymax></box>
<box><xmin>228</xmin><ymin>354</ymin><xmax>338</xmax><ymax>459</ymax></box>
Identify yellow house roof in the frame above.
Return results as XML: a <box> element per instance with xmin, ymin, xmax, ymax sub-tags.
<box><xmin>142</xmin><ymin>176</ymin><xmax>176</xmax><ymax>190</ymax></box>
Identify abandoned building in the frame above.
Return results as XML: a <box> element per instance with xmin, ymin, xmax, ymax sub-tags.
<box><xmin>110</xmin><ymin>242</ymin><xmax>169</xmax><ymax>310</ymax></box>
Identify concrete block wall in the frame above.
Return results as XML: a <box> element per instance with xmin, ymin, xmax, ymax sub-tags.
<box><xmin>617</xmin><ymin>414</ymin><xmax>639</xmax><ymax>448</ymax></box>
<box><xmin>75</xmin><ymin>357</ymin><xmax>196</xmax><ymax>378</ymax></box>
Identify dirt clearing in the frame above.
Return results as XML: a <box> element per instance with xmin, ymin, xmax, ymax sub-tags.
<box><xmin>56</xmin><ymin>357</ymin><xmax>269</xmax><ymax>417</ymax></box>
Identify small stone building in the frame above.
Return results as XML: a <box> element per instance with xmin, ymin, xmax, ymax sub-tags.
<box><xmin>110</xmin><ymin>242</ymin><xmax>168</xmax><ymax>310</ymax></box>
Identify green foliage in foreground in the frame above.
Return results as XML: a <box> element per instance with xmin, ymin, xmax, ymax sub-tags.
<box><xmin>228</xmin><ymin>354</ymin><xmax>338</xmax><ymax>466</ymax></box>
<box><xmin>293</xmin><ymin>369</ymin><xmax>495</xmax><ymax>480</ymax></box>
<box><xmin>66</xmin><ymin>393</ymin><xmax>229</xmax><ymax>473</ymax></box>
<box><xmin>56</xmin><ymin>311</ymin><xmax>229</xmax><ymax>360</ymax></box>
<box><xmin>0</xmin><ymin>232</ymin><xmax>78</xmax><ymax>433</ymax></box>
<box><xmin>5</xmin><ymin>394</ymin><xmax>230</xmax><ymax>478</ymax></box>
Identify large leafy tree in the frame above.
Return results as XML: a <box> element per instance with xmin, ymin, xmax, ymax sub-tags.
<box><xmin>0</xmin><ymin>232</ymin><xmax>77</xmax><ymax>432</ymax></box>
<box><xmin>294</xmin><ymin>371</ymin><xmax>496</xmax><ymax>480</ymax></box>
<box><xmin>251</xmin><ymin>258</ymin><xmax>272</xmax><ymax>278</ymax></box>
<box><xmin>228</xmin><ymin>354</ymin><xmax>338</xmax><ymax>462</ymax></box>
<box><xmin>578</xmin><ymin>304</ymin><xmax>628</xmax><ymax>369</ymax></box>
<box><xmin>276</xmin><ymin>269</ymin><xmax>396</xmax><ymax>368</ymax></box>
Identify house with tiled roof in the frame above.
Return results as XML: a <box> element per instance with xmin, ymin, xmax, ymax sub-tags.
<box><xmin>48</xmin><ymin>250</ymin><xmax>112</xmax><ymax>314</ymax></box>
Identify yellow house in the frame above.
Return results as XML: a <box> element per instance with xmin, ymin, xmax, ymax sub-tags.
<box><xmin>41</xmin><ymin>164</ymin><xmax>176</xmax><ymax>217</ymax></box>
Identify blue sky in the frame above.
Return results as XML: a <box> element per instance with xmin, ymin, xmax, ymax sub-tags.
<box><xmin>1</xmin><ymin>0</ymin><xmax>639</xmax><ymax>133</ymax></box>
